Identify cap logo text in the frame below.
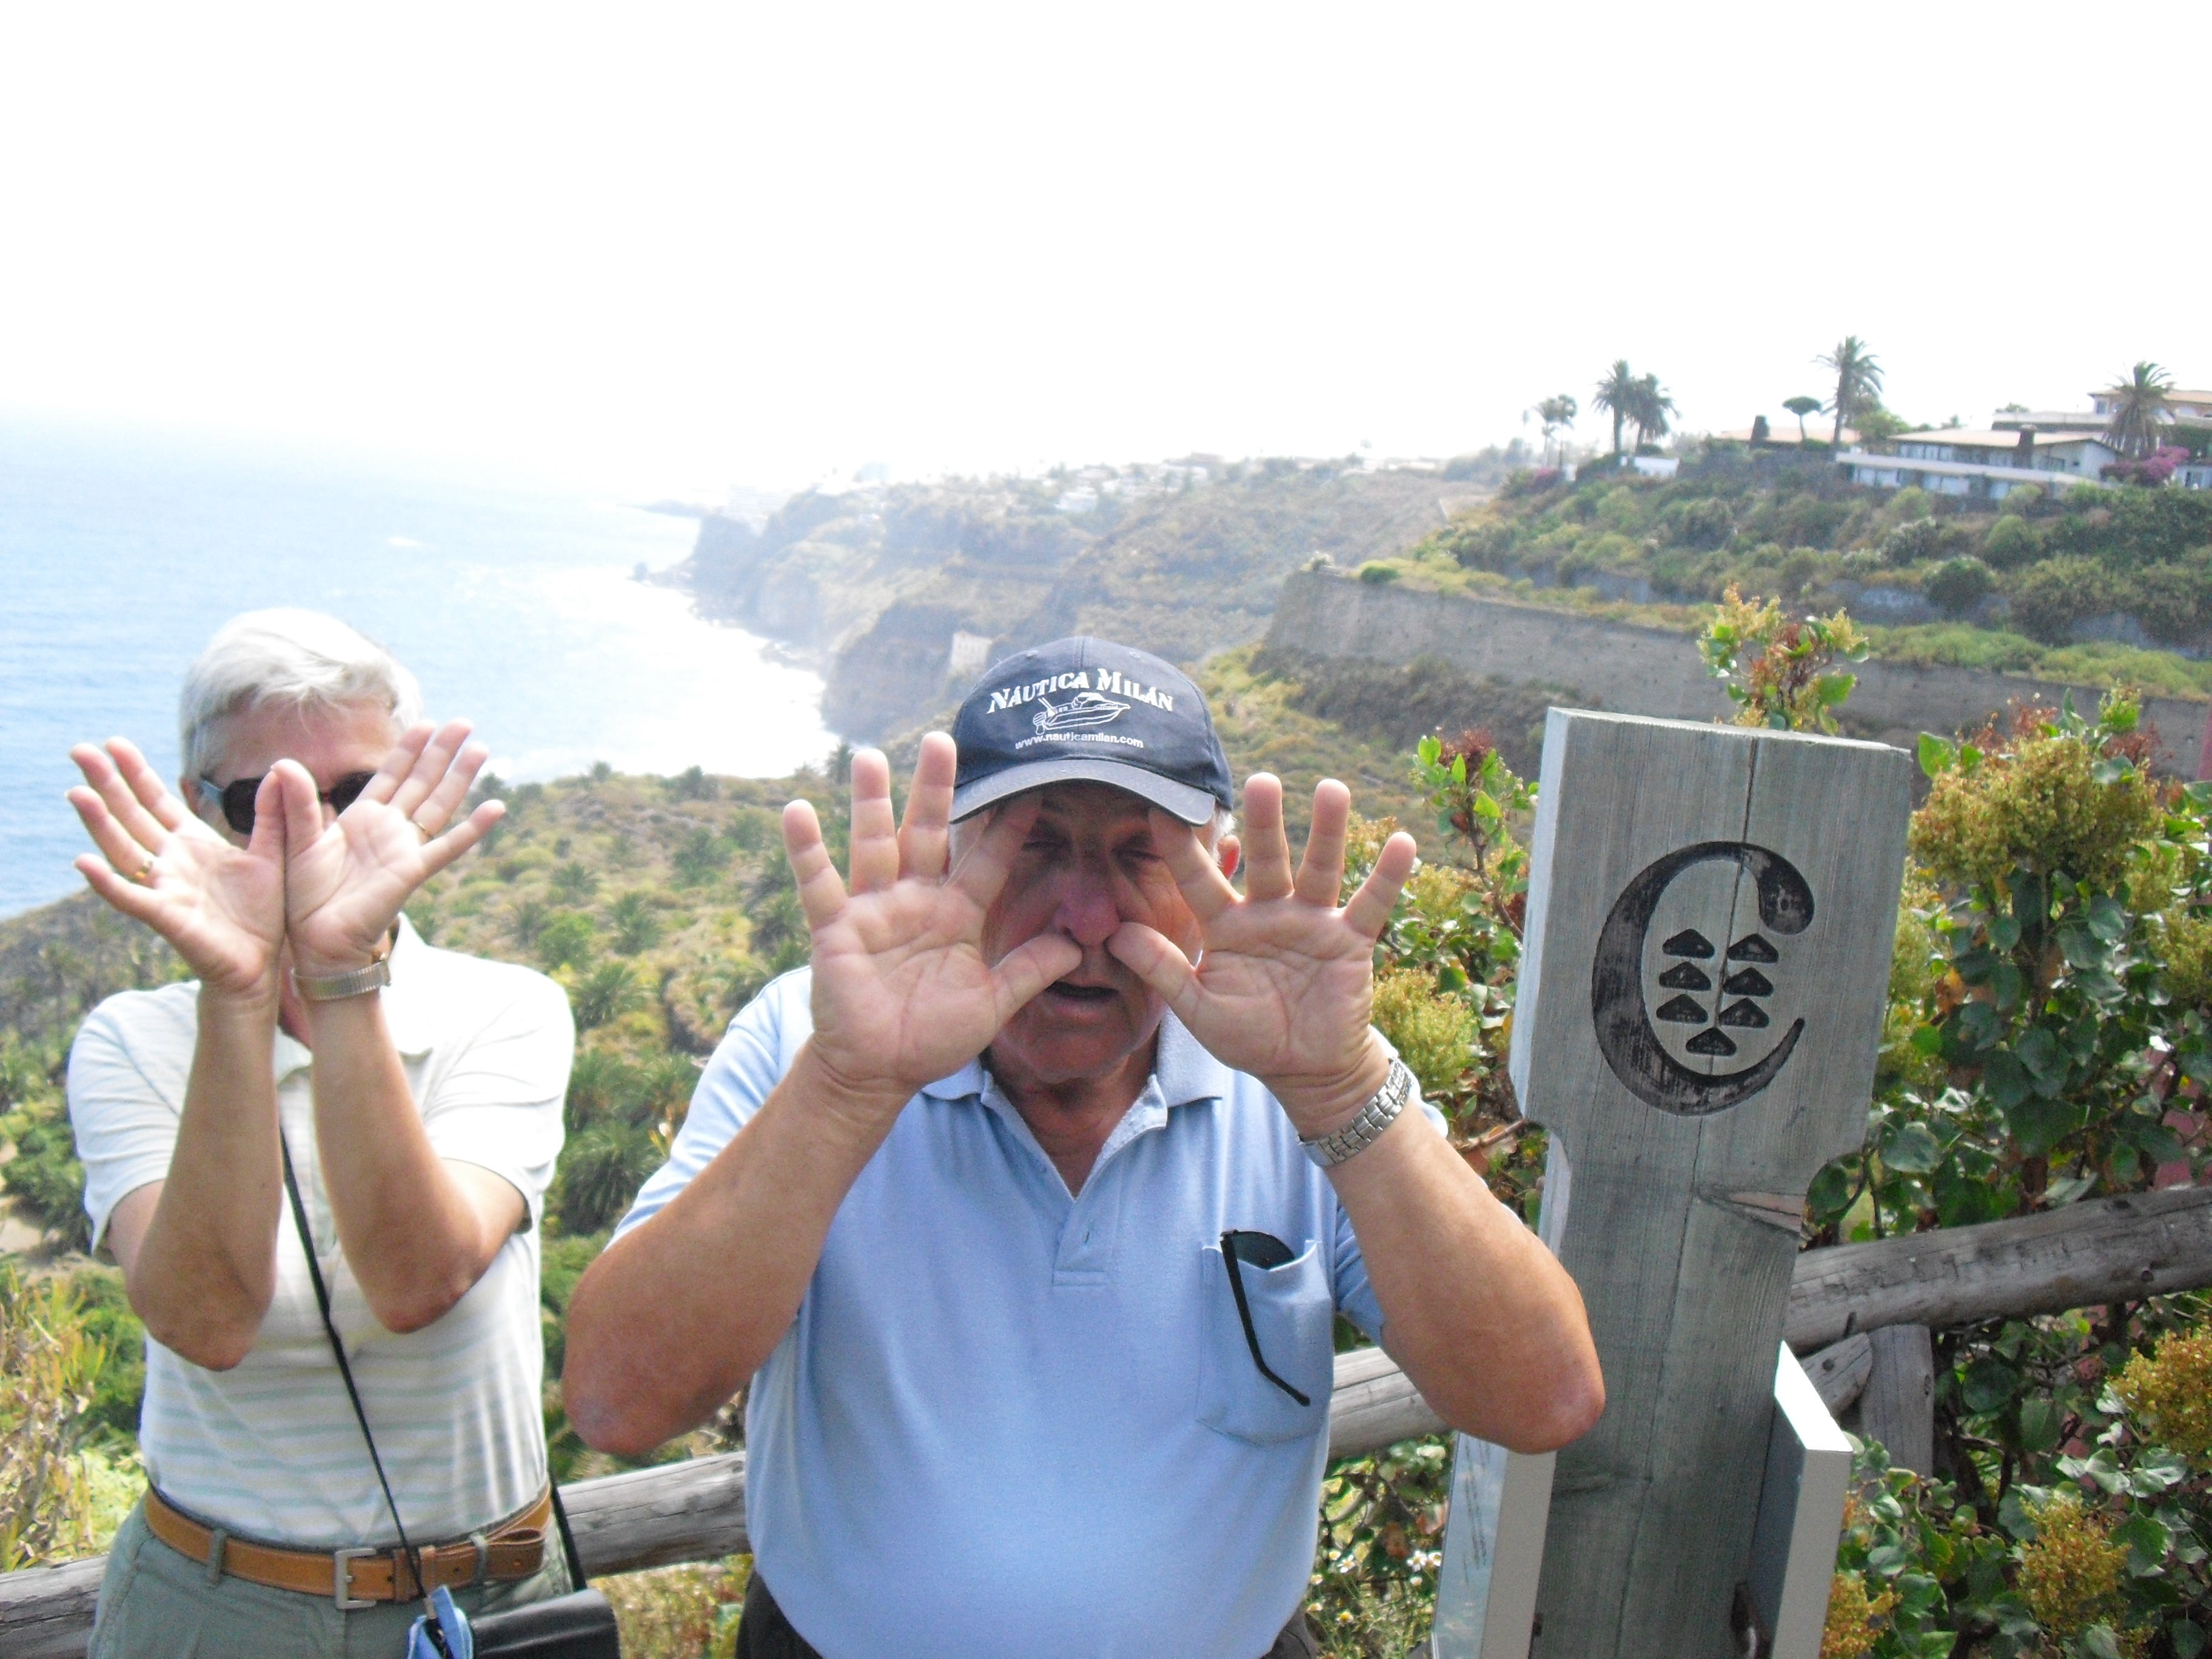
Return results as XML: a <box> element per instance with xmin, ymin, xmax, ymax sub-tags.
<box><xmin>986</xmin><ymin>668</ymin><xmax>1175</xmax><ymax>714</ymax></box>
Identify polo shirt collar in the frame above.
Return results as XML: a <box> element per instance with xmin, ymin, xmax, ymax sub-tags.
<box><xmin>916</xmin><ymin>1009</ymin><xmax>1232</xmax><ymax>1109</ymax></box>
<box><xmin>271</xmin><ymin>915</ymin><xmax>437</xmax><ymax>1081</ymax></box>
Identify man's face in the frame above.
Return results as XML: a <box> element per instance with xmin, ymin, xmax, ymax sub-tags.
<box><xmin>978</xmin><ymin>782</ymin><xmax>1217</xmax><ymax>1088</ymax></box>
<box><xmin>190</xmin><ymin>700</ymin><xmax>400</xmax><ymax>846</ymax></box>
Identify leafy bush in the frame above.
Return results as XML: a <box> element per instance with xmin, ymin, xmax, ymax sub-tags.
<box><xmin>535</xmin><ymin>910</ymin><xmax>598</xmax><ymax>971</ymax></box>
<box><xmin>1982</xmin><ymin>513</ymin><xmax>2044</xmax><ymax>571</ymax></box>
<box><xmin>1926</xmin><ymin>557</ymin><xmax>1995</xmax><ymax>617</ymax></box>
<box><xmin>0</xmin><ymin>1269</ymin><xmax>118</xmax><ymax>1569</ymax></box>
<box><xmin>572</xmin><ymin>962</ymin><xmax>646</xmax><ymax>1033</ymax></box>
<box><xmin>1</xmin><ymin>1096</ymin><xmax>89</xmax><ymax>1253</ymax></box>
<box><xmin>2009</xmin><ymin>558</ymin><xmax>2119</xmax><ymax>645</ymax></box>
<box><xmin>549</xmin><ymin>1123</ymin><xmax>661</xmax><ymax>1236</ymax></box>
<box><xmin>1698</xmin><ymin>585</ymin><xmax>1868</xmax><ymax>732</ymax></box>
<box><xmin>2130</xmin><ymin>557</ymin><xmax>2212</xmax><ymax>646</ymax></box>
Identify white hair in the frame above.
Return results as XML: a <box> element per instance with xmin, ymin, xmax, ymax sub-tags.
<box><xmin>179</xmin><ymin>608</ymin><xmax>423</xmax><ymax>781</ymax></box>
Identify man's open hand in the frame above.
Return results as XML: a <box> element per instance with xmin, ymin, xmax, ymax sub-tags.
<box><xmin>1107</xmin><ymin>774</ymin><xmax>1417</xmax><ymax>1136</ymax></box>
<box><xmin>283</xmin><ymin>720</ymin><xmax>503</xmax><ymax>977</ymax></box>
<box><xmin>67</xmin><ymin>739</ymin><xmax>287</xmax><ymax>1002</ymax></box>
<box><xmin>786</xmin><ymin>735</ymin><xmax>1081</xmax><ymax>1110</ymax></box>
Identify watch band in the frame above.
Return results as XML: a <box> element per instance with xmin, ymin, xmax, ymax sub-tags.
<box><xmin>1301</xmin><ymin>1057</ymin><xmax>1415</xmax><ymax>1168</ymax></box>
<box><xmin>292</xmin><ymin>945</ymin><xmax>392</xmax><ymax>1002</ymax></box>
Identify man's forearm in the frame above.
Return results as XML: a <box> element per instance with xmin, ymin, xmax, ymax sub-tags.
<box><xmin>130</xmin><ymin>994</ymin><xmax>284</xmax><ymax>1369</ymax></box>
<box><xmin>1329</xmin><ymin>1112</ymin><xmax>1604</xmax><ymax>1452</ymax></box>
<box><xmin>565</xmin><ymin>1042</ymin><xmax>905</xmax><ymax>1457</ymax></box>
<box><xmin>306</xmin><ymin>993</ymin><xmax>518</xmax><ymax>1332</ymax></box>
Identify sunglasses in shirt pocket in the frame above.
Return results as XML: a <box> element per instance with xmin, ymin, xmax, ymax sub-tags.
<box><xmin>1198</xmin><ymin>1231</ymin><xmax>1333</xmax><ymax>1446</ymax></box>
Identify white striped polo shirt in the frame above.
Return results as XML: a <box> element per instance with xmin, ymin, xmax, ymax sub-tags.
<box><xmin>67</xmin><ymin>917</ymin><xmax>571</xmax><ymax>1548</ymax></box>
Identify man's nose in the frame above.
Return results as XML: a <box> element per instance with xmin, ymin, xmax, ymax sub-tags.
<box><xmin>1052</xmin><ymin>868</ymin><xmax>1124</xmax><ymax>948</ymax></box>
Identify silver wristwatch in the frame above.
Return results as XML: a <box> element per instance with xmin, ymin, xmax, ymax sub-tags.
<box><xmin>1300</xmin><ymin>1058</ymin><xmax>1415</xmax><ymax>1168</ymax></box>
<box><xmin>292</xmin><ymin>949</ymin><xmax>392</xmax><ymax>1002</ymax></box>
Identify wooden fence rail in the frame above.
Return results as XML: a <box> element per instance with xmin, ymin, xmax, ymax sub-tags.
<box><xmin>6</xmin><ymin>1185</ymin><xmax>2209</xmax><ymax>1658</ymax></box>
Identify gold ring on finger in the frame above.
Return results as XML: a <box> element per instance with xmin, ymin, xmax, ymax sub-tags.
<box><xmin>129</xmin><ymin>859</ymin><xmax>155</xmax><ymax>885</ymax></box>
<box><xmin>412</xmin><ymin>819</ymin><xmax>434</xmax><ymax>842</ymax></box>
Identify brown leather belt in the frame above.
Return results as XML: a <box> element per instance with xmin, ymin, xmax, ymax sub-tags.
<box><xmin>144</xmin><ymin>1484</ymin><xmax>552</xmax><ymax>1606</ymax></box>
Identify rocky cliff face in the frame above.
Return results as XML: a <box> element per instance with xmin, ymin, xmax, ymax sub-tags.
<box><xmin>673</xmin><ymin>462</ymin><xmax>1465</xmax><ymax>742</ymax></box>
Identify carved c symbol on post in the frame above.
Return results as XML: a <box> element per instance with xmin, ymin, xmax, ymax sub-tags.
<box><xmin>1590</xmin><ymin>840</ymin><xmax>1815</xmax><ymax>1116</ymax></box>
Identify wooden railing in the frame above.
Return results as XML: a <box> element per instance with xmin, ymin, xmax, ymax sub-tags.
<box><xmin>4</xmin><ymin>1186</ymin><xmax>2207</xmax><ymax>1658</ymax></box>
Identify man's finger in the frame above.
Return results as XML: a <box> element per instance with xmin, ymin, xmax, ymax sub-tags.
<box><xmin>1148</xmin><ymin>809</ymin><xmax>1235</xmax><ymax>923</ymax></box>
<box><xmin>782</xmin><ymin>799</ymin><xmax>848</xmax><ymax>931</ymax></box>
<box><xmin>948</xmin><ymin>793</ymin><xmax>1041</xmax><ymax>913</ymax></box>
<box><xmin>75</xmin><ymin>854</ymin><xmax>164</xmax><ymax>927</ymax></box>
<box><xmin>1104</xmin><ymin>922</ymin><xmax>1204</xmax><ymax>1024</ymax></box>
<box><xmin>1342</xmin><ymin>831</ymin><xmax>1418</xmax><ymax>939</ymax></box>
<box><xmin>1295</xmin><ymin>780</ymin><xmax>1353</xmax><ymax>907</ymax></box>
<box><xmin>1238</xmin><ymin>774</ymin><xmax>1294</xmax><ymax>902</ymax></box>
<box><xmin>107</xmin><ymin>738</ymin><xmax>190</xmax><ymax>833</ymax></box>
<box><xmin>897</xmin><ymin>733</ymin><xmax>956</xmax><ymax>881</ymax></box>
<box><xmin>412</xmin><ymin>739</ymin><xmax>492</xmax><ymax>834</ymax></box>
<box><xmin>420</xmin><ymin>799</ymin><xmax>506</xmax><ymax>878</ymax></box>
<box><xmin>359</xmin><ymin>723</ymin><xmax>435</xmax><ymax>808</ymax></box>
<box><xmin>988</xmin><ymin>935</ymin><xmax>1085</xmax><ymax>1026</ymax></box>
<box><xmin>390</xmin><ymin>719</ymin><xmax>474</xmax><ymax>820</ymax></box>
<box><xmin>81</xmin><ymin>742</ymin><xmax>172</xmax><ymax>855</ymax></box>
<box><xmin>67</xmin><ymin>786</ymin><xmax>155</xmax><ymax>879</ymax></box>
<box><xmin>271</xmin><ymin>762</ymin><xmax>324</xmax><ymax>863</ymax></box>
<box><xmin>846</xmin><ymin>749</ymin><xmax>899</xmax><ymax>894</ymax></box>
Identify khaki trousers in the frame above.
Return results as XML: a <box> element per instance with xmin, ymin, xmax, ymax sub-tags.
<box><xmin>89</xmin><ymin>1499</ymin><xmax>574</xmax><ymax>1659</ymax></box>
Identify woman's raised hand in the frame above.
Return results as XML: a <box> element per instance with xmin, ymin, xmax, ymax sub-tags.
<box><xmin>69</xmin><ymin>739</ymin><xmax>288</xmax><ymax>1002</ymax></box>
<box><xmin>1107</xmin><ymin>773</ymin><xmax>1418</xmax><ymax>1136</ymax></box>
<box><xmin>786</xmin><ymin>734</ymin><xmax>1081</xmax><ymax>1107</ymax></box>
<box><xmin>282</xmin><ymin>720</ymin><xmax>504</xmax><ymax>977</ymax></box>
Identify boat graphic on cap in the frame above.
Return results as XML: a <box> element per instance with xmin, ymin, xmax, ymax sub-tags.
<box><xmin>950</xmin><ymin>637</ymin><xmax>1233</xmax><ymax>825</ymax></box>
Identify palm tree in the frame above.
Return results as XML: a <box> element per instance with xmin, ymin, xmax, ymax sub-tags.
<box><xmin>2101</xmin><ymin>361</ymin><xmax>2175</xmax><ymax>458</ymax></box>
<box><xmin>1534</xmin><ymin>394</ymin><xmax>1578</xmax><ymax>464</ymax></box>
<box><xmin>1783</xmin><ymin>396</ymin><xmax>1822</xmax><ymax>443</ymax></box>
<box><xmin>1817</xmin><ymin>337</ymin><xmax>1883</xmax><ymax>446</ymax></box>
<box><xmin>1629</xmin><ymin>374</ymin><xmax>1675</xmax><ymax>452</ymax></box>
<box><xmin>1594</xmin><ymin>361</ymin><xmax>1640</xmax><ymax>457</ymax></box>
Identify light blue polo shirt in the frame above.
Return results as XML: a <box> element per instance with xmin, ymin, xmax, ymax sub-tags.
<box><xmin>614</xmin><ymin>969</ymin><xmax>1441</xmax><ymax>1659</ymax></box>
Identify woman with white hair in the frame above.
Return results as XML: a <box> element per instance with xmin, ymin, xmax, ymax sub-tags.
<box><xmin>64</xmin><ymin>609</ymin><xmax>578</xmax><ymax>1654</ymax></box>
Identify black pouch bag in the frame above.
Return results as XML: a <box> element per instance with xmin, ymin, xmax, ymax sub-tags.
<box><xmin>281</xmin><ymin>1136</ymin><xmax>622</xmax><ymax>1658</ymax></box>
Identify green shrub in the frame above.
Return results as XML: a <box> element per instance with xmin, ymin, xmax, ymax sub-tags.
<box><xmin>2128</xmin><ymin>555</ymin><xmax>2212</xmax><ymax>645</ymax></box>
<box><xmin>1356</xmin><ymin>561</ymin><xmax>1401</xmax><ymax>585</ymax></box>
<box><xmin>571</xmin><ymin>962</ymin><xmax>645</xmax><ymax>1033</ymax></box>
<box><xmin>1925</xmin><ymin>557</ymin><xmax>1994</xmax><ymax>616</ymax></box>
<box><xmin>1</xmin><ymin>1099</ymin><xmax>89</xmax><ymax>1253</ymax></box>
<box><xmin>1979</xmin><ymin>512</ymin><xmax>2042</xmax><ymax>571</ymax></box>
<box><xmin>549</xmin><ymin>1124</ymin><xmax>660</xmax><ymax>1236</ymax></box>
<box><xmin>606</xmin><ymin>891</ymin><xmax>665</xmax><ymax>955</ymax></box>
<box><xmin>2007</xmin><ymin>557</ymin><xmax>2118</xmax><ymax>645</ymax></box>
<box><xmin>535</xmin><ymin>911</ymin><xmax>598</xmax><ymax>971</ymax></box>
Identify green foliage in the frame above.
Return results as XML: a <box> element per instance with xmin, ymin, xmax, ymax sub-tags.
<box><xmin>2009</xmin><ymin>558</ymin><xmax>2122</xmax><ymax>646</ymax></box>
<box><xmin>549</xmin><ymin>1123</ymin><xmax>661</xmax><ymax>1237</ymax></box>
<box><xmin>571</xmin><ymin>962</ymin><xmax>646</xmax><ymax>1033</ymax></box>
<box><xmin>1</xmin><ymin>1094</ymin><xmax>90</xmax><ymax>1253</ymax></box>
<box><xmin>0</xmin><ymin>1268</ymin><xmax>121</xmax><ymax>1569</ymax></box>
<box><xmin>1700</xmin><ymin>584</ymin><xmax>1869</xmax><ymax>732</ymax></box>
<box><xmin>1926</xmin><ymin>557</ymin><xmax>1995</xmax><ymax>617</ymax></box>
<box><xmin>1309</xmin><ymin>1436</ymin><xmax>1449</xmax><ymax>1655</ymax></box>
<box><xmin>535</xmin><ymin>910</ymin><xmax>598</xmax><ymax>971</ymax></box>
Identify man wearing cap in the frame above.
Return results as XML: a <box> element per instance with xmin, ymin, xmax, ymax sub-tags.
<box><xmin>565</xmin><ymin>639</ymin><xmax>1601</xmax><ymax>1659</ymax></box>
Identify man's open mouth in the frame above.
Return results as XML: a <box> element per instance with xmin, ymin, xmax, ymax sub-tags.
<box><xmin>1045</xmin><ymin>981</ymin><xmax>1118</xmax><ymax>1003</ymax></box>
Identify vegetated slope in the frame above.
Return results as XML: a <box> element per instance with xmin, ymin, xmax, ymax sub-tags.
<box><xmin>674</xmin><ymin>459</ymin><xmax>1486</xmax><ymax>741</ymax></box>
<box><xmin>1364</xmin><ymin>458</ymin><xmax>2212</xmax><ymax>697</ymax></box>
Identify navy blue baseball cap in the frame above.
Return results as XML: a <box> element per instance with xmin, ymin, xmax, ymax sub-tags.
<box><xmin>950</xmin><ymin>637</ymin><xmax>1234</xmax><ymax>825</ymax></box>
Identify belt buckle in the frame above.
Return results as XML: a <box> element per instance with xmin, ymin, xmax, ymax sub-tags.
<box><xmin>333</xmin><ymin>1546</ymin><xmax>377</xmax><ymax>1610</ymax></box>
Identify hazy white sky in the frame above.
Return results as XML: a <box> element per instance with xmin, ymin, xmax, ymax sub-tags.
<box><xmin>2</xmin><ymin>4</ymin><xmax>2203</xmax><ymax>497</ymax></box>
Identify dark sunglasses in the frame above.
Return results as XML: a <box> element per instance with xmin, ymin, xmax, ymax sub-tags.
<box><xmin>1219</xmin><ymin>1230</ymin><xmax>1312</xmax><ymax>1407</ymax></box>
<box><xmin>199</xmin><ymin>771</ymin><xmax>377</xmax><ymax>837</ymax></box>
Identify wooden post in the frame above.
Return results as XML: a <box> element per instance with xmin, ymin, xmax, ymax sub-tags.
<box><xmin>1851</xmin><ymin>1326</ymin><xmax>1936</xmax><ymax>1476</ymax></box>
<box><xmin>1444</xmin><ymin>709</ymin><xmax>1910</xmax><ymax>1659</ymax></box>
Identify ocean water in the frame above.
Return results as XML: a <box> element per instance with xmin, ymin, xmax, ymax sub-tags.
<box><xmin>0</xmin><ymin>421</ymin><xmax>833</xmax><ymax>919</ymax></box>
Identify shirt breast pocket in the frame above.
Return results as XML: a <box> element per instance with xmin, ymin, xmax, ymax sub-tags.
<box><xmin>1198</xmin><ymin>1235</ymin><xmax>1333</xmax><ymax>1446</ymax></box>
